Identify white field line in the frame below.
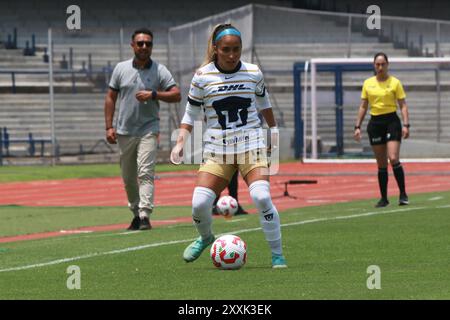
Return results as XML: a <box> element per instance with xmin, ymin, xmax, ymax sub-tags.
<box><xmin>226</xmin><ymin>218</ymin><xmax>248</xmax><ymax>223</ymax></box>
<box><xmin>59</xmin><ymin>230</ymin><xmax>93</xmax><ymax>234</ymax></box>
<box><xmin>118</xmin><ymin>231</ymin><xmax>141</xmax><ymax>235</ymax></box>
<box><xmin>0</xmin><ymin>239</ymin><xmax>194</xmax><ymax>273</ymax></box>
<box><xmin>428</xmin><ymin>197</ymin><xmax>444</xmax><ymax>201</ymax></box>
<box><xmin>0</xmin><ymin>205</ymin><xmax>431</xmax><ymax>273</ymax></box>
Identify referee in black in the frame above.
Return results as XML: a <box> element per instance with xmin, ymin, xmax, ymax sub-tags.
<box><xmin>354</xmin><ymin>52</ymin><xmax>410</xmax><ymax>208</ymax></box>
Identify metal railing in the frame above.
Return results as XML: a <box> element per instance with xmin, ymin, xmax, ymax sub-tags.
<box><xmin>253</xmin><ymin>4</ymin><xmax>450</xmax><ymax>58</ymax></box>
<box><xmin>0</xmin><ymin>68</ymin><xmax>113</xmax><ymax>94</ymax></box>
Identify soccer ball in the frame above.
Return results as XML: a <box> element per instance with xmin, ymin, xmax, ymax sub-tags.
<box><xmin>210</xmin><ymin>234</ymin><xmax>247</xmax><ymax>270</ymax></box>
<box><xmin>216</xmin><ymin>195</ymin><xmax>238</xmax><ymax>217</ymax></box>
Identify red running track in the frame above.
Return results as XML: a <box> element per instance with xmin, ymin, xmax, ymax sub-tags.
<box><xmin>1</xmin><ymin>162</ymin><xmax>449</xmax><ymax>243</ymax></box>
<box><xmin>1</xmin><ymin>162</ymin><xmax>450</xmax><ymax>210</ymax></box>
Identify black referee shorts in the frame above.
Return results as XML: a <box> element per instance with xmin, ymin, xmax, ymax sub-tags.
<box><xmin>367</xmin><ymin>112</ymin><xmax>402</xmax><ymax>145</ymax></box>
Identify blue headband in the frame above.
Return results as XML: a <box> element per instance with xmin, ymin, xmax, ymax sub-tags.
<box><xmin>214</xmin><ymin>28</ymin><xmax>241</xmax><ymax>43</ymax></box>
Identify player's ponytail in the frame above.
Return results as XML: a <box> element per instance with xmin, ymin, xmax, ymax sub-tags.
<box><xmin>201</xmin><ymin>24</ymin><xmax>223</xmax><ymax>67</ymax></box>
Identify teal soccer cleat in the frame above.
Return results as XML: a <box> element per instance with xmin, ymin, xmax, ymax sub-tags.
<box><xmin>183</xmin><ymin>235</ymin><xmax>215</xmax><ymax>262</ymax></box>
<box><xmin>272</xmin><ymin>254</ymin><xmax>287</xmax><ymax>269</ymax></box>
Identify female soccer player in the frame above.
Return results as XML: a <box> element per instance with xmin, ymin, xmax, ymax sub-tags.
<box><xmin>354</xmin><ymin>52</ymin><xmax>410</xmax><ymax>208</ymax></box>
<box><xmin>170</xmin><ymin>24</ymin><xmax>287</xmax><ymax>268</ymax></box>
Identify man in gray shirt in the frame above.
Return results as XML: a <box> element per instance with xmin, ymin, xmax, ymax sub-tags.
<box><xmin>104</xmin><ymin>28</ymin><xmax>181</xmax><ymax>230</ymax></box>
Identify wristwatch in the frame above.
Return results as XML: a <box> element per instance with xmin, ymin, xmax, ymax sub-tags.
<box><xmin>151</xmin><ymin>90</ymin><xmax>157</xmax><ymax>100</ymax></box>
<box><xmin>403</xmin><ymin>124</ymin><xmax>410</xmax><ymax>128</ymax></box>
<box><xmin>354</xmin><ymin>126</ymin><xmax>361</xmax><ymax>130</ymax></box>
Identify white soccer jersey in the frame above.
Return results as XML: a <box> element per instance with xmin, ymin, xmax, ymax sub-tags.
<box><xmin>185</xmin><ymin>61</ymin><xmax>272</xmax><ymax>155</ymax></box>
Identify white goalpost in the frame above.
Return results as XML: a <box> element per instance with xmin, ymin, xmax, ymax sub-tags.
<box><xmin>304</xmin><ymin>57</ymin><xmax>450</xmax><ymax>161</ymax></box>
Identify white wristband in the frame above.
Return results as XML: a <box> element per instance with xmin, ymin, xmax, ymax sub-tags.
<box><xmin>269</xmin><ymin>126</ymin><xmax>279</xmax><ymax>133</ymax></box>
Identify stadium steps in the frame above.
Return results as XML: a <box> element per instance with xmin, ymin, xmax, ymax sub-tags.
<box><xmin>0</xmin><ymin>93</ymin><xmax>173</xmax><ymax>156</ymax></box>
<box><xmin>2</xmin><ymin>2</ymin><xmax>449</xmax><ymax>159</ymax></box>
<box><xmin>0</xmin><ymin>45</ymin><xmax>169</xmax><ymax>92</ymax></box>
<box><xmin>271</xmin><ymin>91</ymin><xmax>450</xmax><ymax>153</ymax></box>
<box><xmin>423</xmin><ymin>43</ymin><xmax>450</xmax><ymax>57</ymax></box>
<box><xmin>2</xmin><ymin>0</ymin><xmax>293</xmax><ymax>46</ymax></box>
<box><xmin>255</xmin><ymin>39</ymin><xmax>450</xmax><ymax>156</ymax></box>
<box><xmin>47</xmin><ymin>45</ymin><xmax>169</xmax><ymax>70</ymax></box>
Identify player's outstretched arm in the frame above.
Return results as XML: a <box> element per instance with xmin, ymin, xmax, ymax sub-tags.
<box><xmin>171</xmin><ymin>100</ymin><xmax>201</xmax><ymax>164</ymax></box>
<box><xmin>260</xmin><ymin>108</ymin><xmax>278</xmax><ymax>152</ymax></box>
<box><xmin>170</xmin><ymin>124</ymin><xmax>193</xmax><ymax>165</ymax></box>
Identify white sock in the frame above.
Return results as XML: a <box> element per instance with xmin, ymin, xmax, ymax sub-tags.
<box><xmin>192</xmin><ymin>186</ymin><xmax>216</xmax><ymax>240</ymax></box>
<box><xmin>249</xmin><ymin>180</ymin><xmax>283</xmax><ymax>255</ymax></box>
<box><xmin>138</xmin><ymin>208</ymin><xmax>151</xmax><ymax>219</ymax></box>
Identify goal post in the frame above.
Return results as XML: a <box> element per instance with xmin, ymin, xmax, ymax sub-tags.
<box><xmin>294</xmin><ymin>57</ymin><xmax>450</xmax><ymax>160</ymax></box>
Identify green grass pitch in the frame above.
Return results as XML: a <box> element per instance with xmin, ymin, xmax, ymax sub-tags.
<box><xmin>0</xmin><ymin>191</ymin><xmax>449</xmax><ymax>299</ymax></box>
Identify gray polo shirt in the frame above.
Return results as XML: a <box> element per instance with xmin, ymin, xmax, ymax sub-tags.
<box><xmin>109</xmin><ymin>58</ymin><xmax>177</xmax><ymax>136</ymax></box>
